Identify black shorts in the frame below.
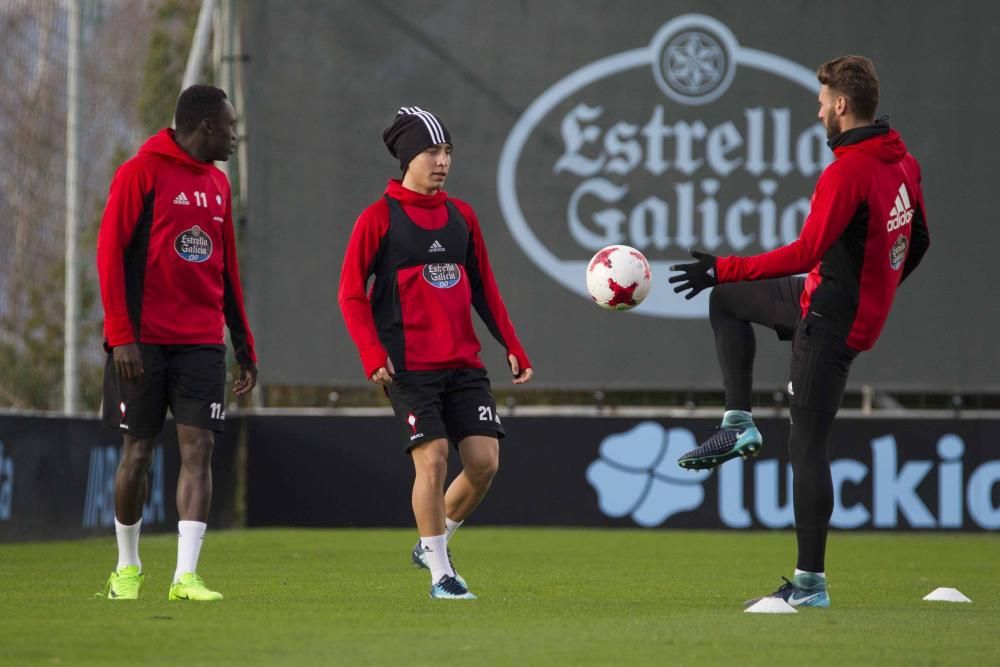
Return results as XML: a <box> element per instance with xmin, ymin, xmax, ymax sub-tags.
<box><xmin>102</xmin><ymin>344</ymin><xmax>227</xmax><ymax>438</ymax></box>
<box><xmin>386</xmin><ymin>367</ymin><xmax>505</xmax><ymax>452</ymax></box>
<box><xmin>789</xmin><ymin>319</ymin><xmax>859</xmax><ymax>414</ymax></box>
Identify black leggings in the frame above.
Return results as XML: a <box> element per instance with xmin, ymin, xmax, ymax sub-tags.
<box><xmin>788</xmin><ymin>405</ymin><xmax>836</xmax><ymax>572</ymax></box>
<box><xmin>710</xmin><ymin>278</ymin><xmax>857</xmax><ymax>572</ymax></box>
<box><xmin>709</xmin><ymin>277</ymin><xmax>803</xmax><ymax>412</ymax></box>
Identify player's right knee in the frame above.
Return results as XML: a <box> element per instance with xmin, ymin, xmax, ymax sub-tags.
<box><xmin>121</xmin><ymin>440</ymin><xmax>154</xmax><ymax>472</ymax></box>
<box><xmin>409</xmin><ymin>442</ymin><xmax>446</xmax><ymax>479</ymax></box>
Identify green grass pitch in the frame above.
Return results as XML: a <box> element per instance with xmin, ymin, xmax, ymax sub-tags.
<box><xmin>1</xmin><ymin>528</ymin><xmax>997</xmax><ymax>665</ymax></box>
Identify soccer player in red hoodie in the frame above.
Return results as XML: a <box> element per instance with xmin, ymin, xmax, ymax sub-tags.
<box><xmin>96</xmin><ymin>85</ymin><xmax>257</xmax><ymax>601</ymax></box>
<box><xmin>339</xmin><ymin>107</ymin><xmax>533</xmax><ymax>600</ymax></box>
<box><xmin>669</xmin><ymin>56</ymin><xmax>929</xmax><ymax>608</ymax></box>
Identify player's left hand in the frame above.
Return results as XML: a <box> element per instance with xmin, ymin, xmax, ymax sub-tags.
<box><xmin>668</xmin><ymin>249</ymin><xmax>718</xmax><ymax>300</ymax></box>
<box><xmin>509</xmin><ymin>354</ymin><xmax>533</xmax><ymax>385</ymax></box>
<box><xmin>369</xmin><ymin>356</ymin><xmax>395</xmax><ymax>386</ymax></box>
<box><xmin>234</xmin><ymin>362</ymin><xmax>258</xmax><ymax>395</ymax></box>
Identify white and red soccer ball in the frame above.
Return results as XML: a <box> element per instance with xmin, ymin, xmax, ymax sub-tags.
<box><xmin>585</xmin><ymin>245</ymin><xmax>652</xmax><ymax>310</ymax></box>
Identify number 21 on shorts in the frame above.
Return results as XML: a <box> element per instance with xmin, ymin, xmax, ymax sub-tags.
<box><xmin>478</xmin><ymin>405</ymin><xmax>500</xmax><ymax>424</ymax></box>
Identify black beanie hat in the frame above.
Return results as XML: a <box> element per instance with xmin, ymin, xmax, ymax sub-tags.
<box><xmin>382</xmin><ymin>106</ymin><xmax>452</xmax><ymax>171</ymax></box>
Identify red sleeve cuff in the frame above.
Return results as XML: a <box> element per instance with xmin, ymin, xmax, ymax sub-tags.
<box><xmin>715</xmin><ymin>256</ymin><xmax>736</xmax><ymax>283</ymax></box>
<box><xmin>361</xmin><ymin>348</ymin><xmax>388</xmax><ymax>379</ymax></box>
<box><xmin>509</xmin><ymin>348</ymin><xmax>531</xmax><ymax>372</ymax></box>
<box><xmin>104</xmin><ymin>316</ymin><xmax>135</xmax><ymax>346</ymax></box>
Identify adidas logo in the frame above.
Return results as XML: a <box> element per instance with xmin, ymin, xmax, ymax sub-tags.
<box><xmin>173</xmin><ymin>192</ymin><xmax>190</xmax><ymax>206</ymax></box>
<box><xmin>428</xmin><ymin>240</ymin><xmax>446</xmax><ymax>253</ymax></box>
<box><xmin>886</xmin><ymin>183</ymin><xmax>913</xmax><ymax>232</ymax></box>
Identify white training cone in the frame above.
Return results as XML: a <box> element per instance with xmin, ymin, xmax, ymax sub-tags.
<box><xmin>744</xmin><ymin>597</ymin><xmax>798</xmax><ymax>614</ymax></box>
<box><xmin>923</xmin><ymin>587</ymin><xmax>972</xmax><ymax>603</ymax></box>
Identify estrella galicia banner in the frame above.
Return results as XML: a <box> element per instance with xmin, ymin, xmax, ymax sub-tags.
<box><xmin>0</xmin><ymin>415</ymin><xmax>239</xmax><ymax>542</ymax></box>
<box><xmin>497</xmin><ymin>13</ymin><xmax>831</xmax><ymax>319</ymax></box>
<box><xmin>244</xmin><ymin>415</ymin><xmax>1000</xmax><ymax>531</ymax></box>
<box><xmin>246</xmin><ymin>1</ymin><xmax>1000</xmax><ymax>391</ymax></box>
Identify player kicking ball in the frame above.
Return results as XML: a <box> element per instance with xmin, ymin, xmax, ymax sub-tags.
<box><xmin>668</xmin><ymin>56</ymin><xmax>928</xmax><ymax>608</ymax></box>
<box><xmin>339</xmin><ymin>106</ymin><xmax>533</xmax><ymax>599</ymax></box>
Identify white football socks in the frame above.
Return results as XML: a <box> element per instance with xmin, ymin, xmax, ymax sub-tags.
<box><xmin>421</xmin><ymin>534</ymin><xmax>454</xmax><ymax>582</ymax></box>
<box><xmin>115</xmin><ymin>517</ymin><xmax>142</xmax><ymax>571</ymax></box>
<box><xmin>174</xmin><ymin>520</ymin><xmax>207</xmax><ymax>582</ymax></box>
<box><xmin>445</xmin><ymin>517</ymin><xmax>463</xmax><ymax>542</ymax></box>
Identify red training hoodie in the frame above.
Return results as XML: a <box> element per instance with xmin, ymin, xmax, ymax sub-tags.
<box><xmin>96</xmin><ymin>129</ymin><xmax>256</xmax><ymax>364</ymax></box>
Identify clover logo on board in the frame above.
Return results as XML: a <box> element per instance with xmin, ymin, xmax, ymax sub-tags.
<box><xmin>586</xmin><ymin>422</ymin><xmax>710</xmax><ymax>526</ymax></box>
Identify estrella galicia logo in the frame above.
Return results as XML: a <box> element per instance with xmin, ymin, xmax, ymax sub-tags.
<box><xmin>651</xmin><ymin>15</ymin><xmax>734</xmax><ymax>105</ymax></box>
<box><xmin>890</xmin><ymin>235</ymin><xmax>908</xmax><ymax>270</ymax></box>
<box><xmin>174</xmin><ymin>225</ymin><xmax>213</xmax><ymax>263</ymax></box>
<box><xmin>423</xmin><ymin>263</ymin><xmax>462</xmax><ymax>289</ymax></box>
<box><xmin>586</xmin><ymin>422</ymin><xmax>710</xmax><ymax>526</ymax></box>
<box><xmin>498</xmin><ymin>14</ymin><xmax>833</xmax><ymax>319</ymax></box>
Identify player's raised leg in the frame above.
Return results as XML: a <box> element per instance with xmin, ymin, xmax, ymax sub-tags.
<box><xmin>677</xmin><ymin>279</ymin><xmax>802</xmax><ymax>470</ymax></box>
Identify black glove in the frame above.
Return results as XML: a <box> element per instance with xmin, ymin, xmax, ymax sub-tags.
<box><xmin>668</xmin><ymin>250</ymin><xmax>718</xmax><ymax>300</ymax></box>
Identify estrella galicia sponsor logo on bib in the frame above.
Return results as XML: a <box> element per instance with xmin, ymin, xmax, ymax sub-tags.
<box><xmin>497</xmin><ymin>14</ymin><xmax>833</xmax><ymax>319</ymax></box>
<box><xmin>423</xmin><ymin>263</ymin><xmax>462</xmax><ymax>288</ymax></box>
<box><xmin>174</xmin><ymin>225</ymin><xmax>213</xmax><ymax>262</ymax></box>
<box><xmin>890</xmin><ymin>234</ymin><xmax>908</xmax><ymax>270</ymax></box>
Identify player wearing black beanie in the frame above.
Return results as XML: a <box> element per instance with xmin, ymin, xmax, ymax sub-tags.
<box><xmin>340</xmin><ymin>105</ymin><xmax>533</xmax><ymax>601</ymax></box>
<box><xmin>383</xmin><ymin>106</ymin><xmax>452</xmax><ymax>172</ymax></box>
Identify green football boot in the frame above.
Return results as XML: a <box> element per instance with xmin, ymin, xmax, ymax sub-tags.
<box><xmin>100</xmin><ymin>565</ymin><xmax>144</xmax><ymax>600</ymax></box>
<box><xmin>168</xmin><ymin>573</ymin><xmax>223</xmax><ymax>601</ymax></box>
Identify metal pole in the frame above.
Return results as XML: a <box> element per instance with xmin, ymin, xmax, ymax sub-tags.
<box><xmin>234</xmin><ymin>0</ymin><xmax>249</xmax><ymax>215</ymax></box>
<box><xmin>182</xmin><ymin>0</ymin><xmax>216</xmax><ymax>90</ymax></box>
<box><xmin>213</xmin><ymin>0</ymin><xmax>230</xmax><ymax>182</ymax></box>
<box><xmin>231</xmin><ymin>0</ymin><xmax>260</xmax><ymax>408</ymax></box>
<box><xmin>63</xmin><ymin>0</ymin><xmax>82</xmax><ymax>414</ymax></box>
